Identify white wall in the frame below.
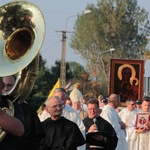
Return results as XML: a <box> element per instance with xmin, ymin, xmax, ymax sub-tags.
<box><xmin>144</xmin><ymin>60</ymin><xmax>150</xmax><ymax>96</ymax></box>
<box><xmin>144</xmin><ymin>60</ymin><xmax>150</xmax><ymax>77</ymax></box>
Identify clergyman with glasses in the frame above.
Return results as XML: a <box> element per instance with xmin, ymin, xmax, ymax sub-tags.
<box><xmin>38</xmin><ymin>88</ymin><xmax>86</xmax><ymax>150</ymax></box>
<box><xmin>40</xmin><ymin>96</ymin><xmax>85</xmax><ymax>150</ymax></box>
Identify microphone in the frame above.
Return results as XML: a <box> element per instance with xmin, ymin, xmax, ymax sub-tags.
<box><xmin>93</xmin><ymin>118</ymin><xmax>98</xmax><ymax>132</ymax></box>
<box><xmin>93</xmin><ymin>118</ymin><xmax>97</xmax><ymax>124</ymax></box>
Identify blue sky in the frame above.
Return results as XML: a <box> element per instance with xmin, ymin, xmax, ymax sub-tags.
<box><xmin>0</xmin><ymin>0</ymin><xmax>150</xmax><ymax>76</ymax></box>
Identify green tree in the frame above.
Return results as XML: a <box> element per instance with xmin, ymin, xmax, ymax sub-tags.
<box><xmin>50</xmin><ymin>60</ymin><xmax>87</xmax><ymax>81</ymax></box>
<box><xmin>27</xmin><ymin>59</ymin><xmax>89</xmax><ymax>110</ymax></box>
<box><xmin>67</xmin><ymin>61</ymin><xmax>87</xmax><ymax>79</ymax></box>
<box><xmin>67</xmin><ymin>61</ymin><xmax>89</xmax><ymax>94</ymax></box>
<box><xmin>50</xmin><ymin>60</ymin><xmax>72</xmax><ymax>81</ymax></box>
<box><xmin>70</xmin><ymin>0</ymin><xmax>150</xmax><ymax>94</ymax></box>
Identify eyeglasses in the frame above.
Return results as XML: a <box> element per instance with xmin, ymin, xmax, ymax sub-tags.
<box><xmin>88</xmin><ymin>108</ymin><xmax>98</xmax><ymax>111</ymax></box>
<box><xmin>130</xmin><ymin>103</ymin><xmax>135</xmax><ymax>106</ymax></box>
<box><xmin>47</xmin><ymin>104</ymin><xmax>65</xmax><ymax>109</ymax></box>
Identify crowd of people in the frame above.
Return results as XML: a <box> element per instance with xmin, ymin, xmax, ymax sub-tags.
<box><xmin>0</xmin><ymin>75</ymin><xmax>150</xmax><ymax>150</ymax></box>
<box><xmin>37</xmin><ymin>87</ymin><xmax>150</xmax><ymax>150</ymax></box>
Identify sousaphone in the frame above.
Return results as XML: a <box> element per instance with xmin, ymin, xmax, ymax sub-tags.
<box><xmin>0</xmin><ymin>0</ymin><xmax>45</xmax><ymax>142</ymax></box>
<box><xmin>0</xmin><ymin>1</ymin><xmax>45</xmax><ymax>76</ymax></box>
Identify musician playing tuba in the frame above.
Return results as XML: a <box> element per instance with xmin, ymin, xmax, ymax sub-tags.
<box><xmin>2</xmin><ymin>75</ymin><xmax>45</xmax><ymax>150</ymax></box>
<box><xmin>0</xmin><ymin>77</ymin><xmax>24</xmax><ymax>150</ymax></box>
<box><xmin>0</xmin><ymin>0</ymin><xmax>46</xmax><ymax>149</ymax></box>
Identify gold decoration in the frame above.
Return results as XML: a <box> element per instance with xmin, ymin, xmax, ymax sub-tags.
<box><xmin>117</xmin><ymin>64</ymin><xmax>139</xmax><ymax>85</ymax></box>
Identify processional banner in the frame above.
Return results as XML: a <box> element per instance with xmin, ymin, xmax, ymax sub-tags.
<box><xmin>109</xmin><ymin>59</ymin><xmax>144</xmax><ymax>106</ymax></box>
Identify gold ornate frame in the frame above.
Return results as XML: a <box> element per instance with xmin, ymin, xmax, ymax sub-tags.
<box><xmin>109</xmin><ymin>59</ymin><xmax>144</xmax><ymax>106</ymax></box>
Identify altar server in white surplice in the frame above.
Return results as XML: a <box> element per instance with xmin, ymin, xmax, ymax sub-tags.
<box><xmin>100</xmin><ymin>94</ymin><xmax>128</xmax><ymax>150</ymax></box>
<box><xmin>118</xmin><ymin>98</ymin><xmax>138</xmax><ymax>149</ymax></box>
<box><xmin>128</xmin><ymin>98</ymin><xmax>150</xmax><ymax>150</ymax></box>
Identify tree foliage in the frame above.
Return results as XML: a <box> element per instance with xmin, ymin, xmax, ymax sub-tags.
<box><xmin>66</xmin><ymin>62</ymin><xmax>104</xmax><ymax>98</ymax></box>
<box><xmin>67</xmin><ymin>61</ymin><xmax>87</xmax><ymax>78</ymax></box>
<box><xmin>27</xmin><ymin>58</ymin><xmax>90</xmax><ymax>110</ymax></box>
<box><xmin>70</xmin><ymin>0</ymin><xmax>150</xmax><ymax>94</ymax></box>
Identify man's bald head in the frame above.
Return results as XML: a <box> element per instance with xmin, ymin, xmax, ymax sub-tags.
<box><xmin>53</xmin><ymin>88</ymin><xmax>67</xmax><ymax>105</ymax></box>
<box><xmin>46</xmin><ymin>96</ymin><xmax>63</xmax><ymax>119</ymax></box>
<box><xmin>108</xmin><ymin>94</ymin><xmax>120</xmax><ymax>102</ymax></box>
<box><xmin>108</xmin><ymin>94</ymin><xmax>120</xmax><ymax>108</ymax></box>
<box><xmin>46</xmin><ymin>96</ymin><xmax>62</xmax><ymax>106</ymax></box>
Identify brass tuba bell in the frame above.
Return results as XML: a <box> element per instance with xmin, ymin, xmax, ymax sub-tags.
<box><xmin>0</xmin><ymin>1</ymin><xmax>45</xmax><ymax>142</ymax></box>
<box><xmin>0</xmin><ymin>1</ymin><xmax>45</xmax><ymax>76</ymax></box>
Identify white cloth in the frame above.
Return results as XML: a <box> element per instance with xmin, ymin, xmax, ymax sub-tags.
<box><xmin>81</xmin><ymin>103</ymin><xmax>88</xmax><ymax>112</ymax></box>
<box><xmin>38</xmin><ymin>110</ymin><xmax>49</xmax><ymax>122</ymax></box>
<box><xmin>119</xmin><ymin>108</ymin><xmax>138</xmax><ymax>149</ymax></box>
<box><xmin>127</xmin><ymin>110</ymin><xmax>150</xmax><ymax>150</ymax></box>
<box><xmin>136</xmin><ymin>130</ymin><xmax>150</xmax><ymax>150</ymax></box>
<box><xmin>100</xmin><ymin>105</ymin><xmax>128</xmax><ymax>150</ymax></box>
<box><xmin>38</xmin><ymin>105</ymin><xmax>86</xmax><ymax>150</ymax></box>
<box><xmin>119</xmin><ymin>108</ymin><xmax>138</xmax><ymax>129</ymax></box>
<box><xmin>69</xmin><ymin>88</ymin><xmax>83</xmax><ymax>102</ymax></box>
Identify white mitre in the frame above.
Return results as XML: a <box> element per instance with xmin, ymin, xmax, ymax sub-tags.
<box><xmin>69</xmin><ymin>88</ymin><xmax>83</xmax><ymax>102</ymax></box>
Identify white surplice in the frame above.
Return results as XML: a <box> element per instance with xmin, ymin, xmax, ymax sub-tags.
<box><xmin>127</xmin><ymin>110</ymin><xmax>150</xmax><ymax>150</ymax></box>
<box><xmin>118</xmin><ymin>108</ymin><xmax>138</xmax><ymax>150</ymax></box>
<box><xmin>100</xmin><ymin>105</ymin><xmax>128</xmax><ymax>150</ymax></box>
<box><xmin>39</xmin><ymin>105</ymin><xmax>86</xmax><ymax>150</ymax></box>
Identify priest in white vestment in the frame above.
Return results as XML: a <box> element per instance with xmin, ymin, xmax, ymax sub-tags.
<box><xmin>100</xmin><ymin>94</ymin><xmax>128</xmax><ymax>150</ymax></box>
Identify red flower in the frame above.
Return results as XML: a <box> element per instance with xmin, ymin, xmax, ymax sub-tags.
<box><xmin>93</xmin><ymin>71</ymin><xmax>97</xmax><ymax>75</ymax></box>
<box><xmin>92</xmin><ymin>83</ymin><xmax>97</xmax><ymax>87</ymax></box>
<box><xmin>25</xmin><ymin>15</ymin><xmax>31</xmax><ymax>21</ymax></box>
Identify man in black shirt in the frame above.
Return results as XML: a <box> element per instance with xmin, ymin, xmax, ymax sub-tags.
<box><xmin>83</xmin><ymin>99</ymin><xmax>118</xmax><ymax>150</ymax></box>
<box><xmin>40</xmin><ymin>96</ymin><xmax>85</xmax><ymax>150</ymax></box>
<box><xmin>2</xmin><ymin>75</ymin><xmax>45</xmax><ymax>150</ymax></box>
<box><xmin>0</xmin><ymin>77</ymin><xmax>24</xmax><ymax>150</ymax></box>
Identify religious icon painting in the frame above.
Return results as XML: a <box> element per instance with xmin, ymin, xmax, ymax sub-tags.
<box><xmin>135</xmin><ymin>113</ymin><xmax>150</xmax><ymax>128</ymax></box>
<box><xmin>109</xmin><ymin>59</ymin><xmax>144</xmax><ymax>106</ymax></box>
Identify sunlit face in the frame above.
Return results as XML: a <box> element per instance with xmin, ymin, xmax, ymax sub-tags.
<box><xmin>2</xmin><ymin>76</ymin><xmax>15</xmax><ymax>94</ymax></box>
<box><xmin>72</xmin><ymin>101</ymin><xmax>81</xmax><ymax>110</ymax></box>
<box><xmin>47</xmin><ymin>97</ymin><xmax>63</xmax><ymax>117</ymax></box>
<box><xmin>127</xmin><ymin>101</ymin><xmax>135</xmax><ymax>111</ymax></box>
<box><xmin>142</xmin><ymin>100</ymin><xmax>150</xmax><ymax>113</ymax></box>
<box><xmin>88</xmin><ymin>103</ymin><xmax>99</xmax><ymax>119</ymax></box>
